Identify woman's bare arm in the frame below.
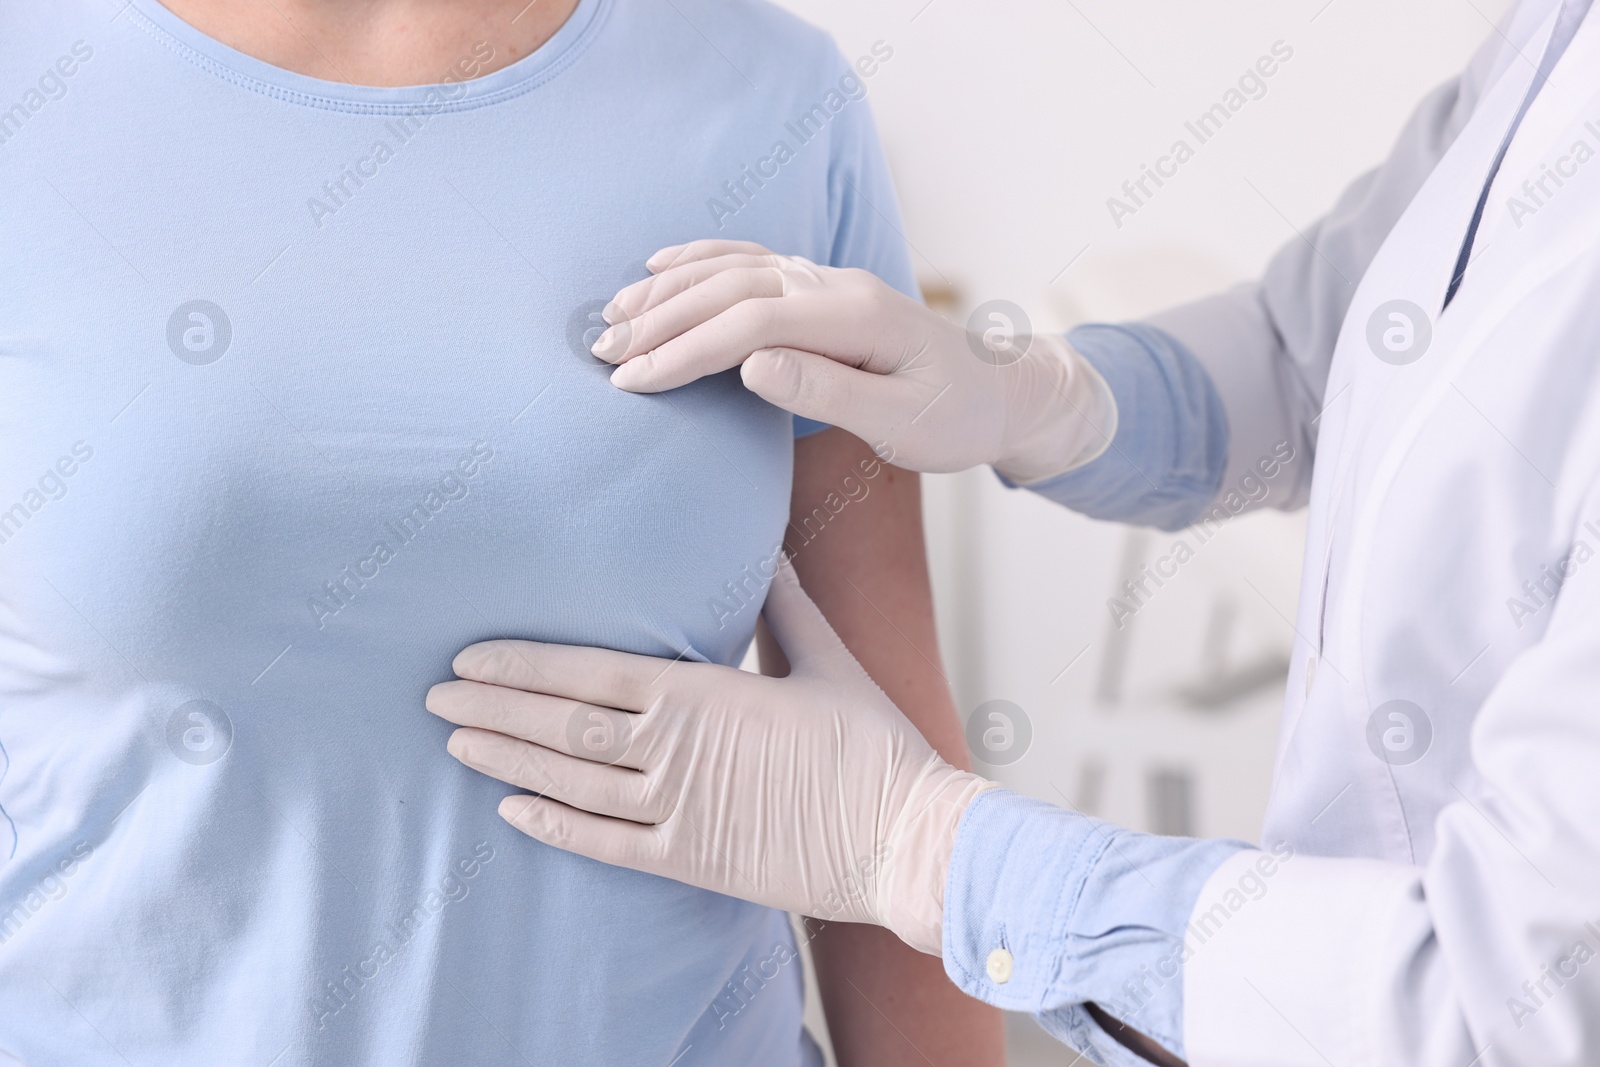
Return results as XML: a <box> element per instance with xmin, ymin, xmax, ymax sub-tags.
<box><xmin>759</xmin><ymin>427</ymin><xmax>1004</xmax><ymax>1067</ymax></box>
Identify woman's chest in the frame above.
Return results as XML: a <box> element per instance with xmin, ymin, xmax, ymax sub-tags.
<box><xmin>0</xmin><ymin>222</ymin><xmax>795</xmax><ymax>684</ymax></box>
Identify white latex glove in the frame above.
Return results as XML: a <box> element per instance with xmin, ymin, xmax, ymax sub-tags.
<box><xmin>588</xmin><ymin>240</ymin><xmax>1118</xmax><ymax>483</ymax></box>
<box><xmin>426</xmin><ymin>561</ymin><xmax>993</xmax><ymax>954</ymax></box>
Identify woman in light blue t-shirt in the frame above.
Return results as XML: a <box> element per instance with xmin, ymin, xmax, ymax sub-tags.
<box><xmin>0</xmin><ymin>0</ymin><xmax>998</xmax><ymax>1063</ymax></box>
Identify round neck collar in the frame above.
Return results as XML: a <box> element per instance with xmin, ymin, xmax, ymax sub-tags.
<box><xmin>126</xmin><ymin>0</ymin><xmax>609</xmax><ymax>113</ymax></box>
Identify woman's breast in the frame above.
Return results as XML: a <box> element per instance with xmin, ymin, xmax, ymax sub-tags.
<box><xmin>0</xmin><ymin>273</ymin><xmax>794</xmax><ymax>715</ymax></box>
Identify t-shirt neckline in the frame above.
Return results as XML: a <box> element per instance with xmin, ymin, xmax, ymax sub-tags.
<box><xmin>126</xmin><ymin>0</ymin><xmax>609</xmax><ymax>113</ymax></box>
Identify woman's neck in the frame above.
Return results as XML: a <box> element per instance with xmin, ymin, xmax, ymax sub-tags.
<box><xmin>156</xmin><ymin>0</ymin><xmax>581</xmax><ymax>85</ymax></box>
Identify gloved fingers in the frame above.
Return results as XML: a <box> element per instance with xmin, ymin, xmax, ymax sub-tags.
<box><xmin>609</xmin><ymin>294</ymin><xmax>876</xmax><ymax>394</ymax></box>
<box><xmin>759</xmin><ymin>558</ymin><xmax>862</xmax><ymax>679</ymax></box>
<box><xmin>447</xmin><ymin>728</ymin><xmax>672</xmax><ymax>822</ymax></box>
<box><xmin>645</xmin><ymin>239</ymin><xmax>778</xmax><ymax>274</ymax></box>
<box><xmin>606</xmin><ymin>253</ymin><xmax>804</xmax><ymax>323</ymax></box>
<box><xmin>741</xmin><ymin>347</ymin><xmax>911</xmax><ymax>442</ymax></box>
<box><xmin>499</xmin><ymin>794</ymin><xmax>673</xmax><ymax>873</ymax></box>
<box><xmin>502</xmin><ymin>796</ymin><xmax>776</xmax><ymax>909</ymax></box>
<box><xmin>425</xmin><ymin>681</ymin><xmax>645</xmax><ymax>768</ymax></box>
<box><xmin>591</xmin><ymin>266</ymin><xmax>788</xmax><ymax>365</ymax></box>
<box><xmin>451</xmin><ymin>639</ymin><xmax>672</xmax><ymax>712</ymax></box>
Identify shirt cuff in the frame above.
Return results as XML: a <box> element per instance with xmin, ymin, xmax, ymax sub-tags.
<box><xmin>944</xmin><ymin>788</ymin><xmax>1248</xmax><ymax>1064</ymax></box>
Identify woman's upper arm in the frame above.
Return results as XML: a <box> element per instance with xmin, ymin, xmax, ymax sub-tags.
<box><xmin>768</xmin><ymin>426</ymin><xmax>1001</xmax><ymax>1067</ymax></box>
<box><xmin>775</xmin><ymin>426</ymin><xmax>971</xmax><ymax>768</ymax></box>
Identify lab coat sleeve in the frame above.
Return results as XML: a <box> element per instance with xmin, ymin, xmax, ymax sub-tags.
<box><xmin>1146</xmin><ymin>44</ymin><xmax>1502</xmax><ymax>514</ymax></box>
<box><xmin>1184</xmin><ymin>504</ymin><xmax>1600</xmax><ymax>1067</ymax></box>
<box><xmin>1018</xmin><ymin>58</ymin><xmax>1493</xmax><ymax>527</ymax></box>
<box><xmin>943</xmin><ymin>788</ymin><xmax>1248</xmax><ymax>1064</ymax></box>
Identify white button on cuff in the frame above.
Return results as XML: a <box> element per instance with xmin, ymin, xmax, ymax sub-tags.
<box><xmin>986</xmin><ymin>948</ymin><xmax>1014</xmax><ymax>984</ymax></box>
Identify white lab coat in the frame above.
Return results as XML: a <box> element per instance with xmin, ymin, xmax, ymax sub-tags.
<box><xmin>1146</xmin><ymin>2</ymin><xmax>1600</xmax><ymax>1063</ymax></box>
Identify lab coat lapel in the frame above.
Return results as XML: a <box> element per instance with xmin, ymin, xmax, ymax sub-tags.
<box><xmin>1269</xmin><ymin>10</ymin><xmax>1551</xmax><ymax>789</ymax></box>
<box><xmin>1269</xmin><ymin>2</ymin><xmax>1600</xmax><ymax>863</ymax></box>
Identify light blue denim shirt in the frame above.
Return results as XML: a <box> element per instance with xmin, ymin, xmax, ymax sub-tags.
<box><xmin>946</xmin><ymin>324</ymin><xmax>1248</xmax><ymax>1064</ymax></box>
<box><xmin>1011</xmin><ymin>323</ymin><xmax>1230</xmax><ymax>531</ymax></box>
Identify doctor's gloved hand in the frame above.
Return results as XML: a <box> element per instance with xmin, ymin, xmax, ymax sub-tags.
<box><xmin>589</xmin><ymin>240</ymin><xmax>1117</xmax><ymax>483</ymax></box>
<box><xmin>427</xmin><ymin>561</ymin><xmax>993</xmax><ymax>955</ymax></box>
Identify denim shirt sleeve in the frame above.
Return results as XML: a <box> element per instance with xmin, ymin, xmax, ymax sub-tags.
<box><xmin>943</xmin><ymin>789</ymin><xmax>1249</xmax><ymax>1065</ymax></box>
<box><xmin>1007</xmin><ymin>323</ymin><xmax>1229</xmax><ymax>532</ymax></box>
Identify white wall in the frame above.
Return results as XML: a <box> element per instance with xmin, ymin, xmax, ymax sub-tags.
<box><xmin>767</xmin><ymin>1</ymin><xmax>1509</xmax><ymax>1061</ymax></box>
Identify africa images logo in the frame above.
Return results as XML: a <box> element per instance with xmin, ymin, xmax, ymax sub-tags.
<box><xmin>965</xmin><ymin>700</ymin><xmax>1032</xmax><ymax>766</ymax></box>
<box><xmin>1365</xmin><ymin>699</ymin><xmax>1431</xmax><ymax>766</ymax></box>
<box><xmin>1364</xmin><ymin>299</ymin><xmax>1431</xmax><ymax>366</ymax></box>
<box><xmin>965</xmin><ymin>300</ymin><xmax>1032</xmax><ymax>367</ymax></box>
<box><xmin>165</xmin><ymin>699</ymin><xmax>234</xmax><ymax>766</ymax></box>
<box><xmin>166</xmin><ymin>300</ymin><xmax>232</xmax><ymax>365</ymax></box>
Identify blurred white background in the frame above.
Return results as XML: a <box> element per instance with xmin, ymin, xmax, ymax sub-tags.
<box><xmin>765</xmin><ymin>0</ymin><xmax>1509</xmax><ymax>1062</ymax></box>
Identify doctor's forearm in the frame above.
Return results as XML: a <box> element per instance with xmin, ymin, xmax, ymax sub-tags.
<box><xmin>942</xmin><ymin>790</ymin><xmax>1247</xmax><ymax>1066</ymax></box>
<box><xmin>1015</xmin><ymin>325</ymin><xmax>1230</xmax><ymax>531</ymax></box>
<box><xmin>772</xmin><ymin>427</ymin><xmax>1004</xmax><ymax>1065</ymax></box>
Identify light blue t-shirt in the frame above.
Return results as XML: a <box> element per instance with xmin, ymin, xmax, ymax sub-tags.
<box><xmin>0</xmin><ymin>1</ymin><xmax>914</xmax><ymax>1063</ymax></box>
